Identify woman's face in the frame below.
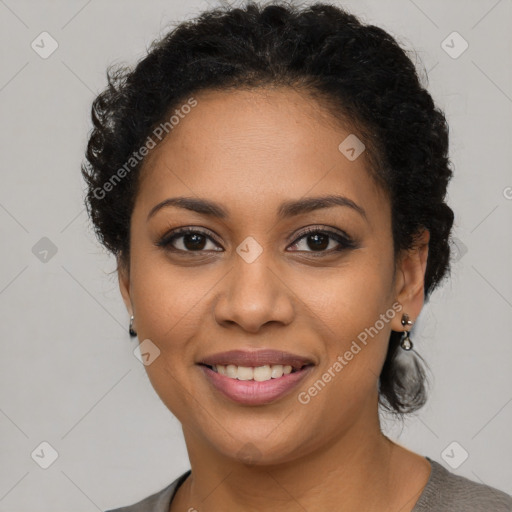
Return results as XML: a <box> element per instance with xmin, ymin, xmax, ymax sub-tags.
<box><xmin>119</xmin><ymin>87</ymin><xmax>427</xmax><ymax>464</ymax></box>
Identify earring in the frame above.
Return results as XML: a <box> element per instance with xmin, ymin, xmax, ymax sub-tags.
<box><xmin>129</xmin><ymin>315</ymin><xmax>137</xmax><ymax>337</ymax></box>
<box><xmin>400</xmin><ymin>313</ymin><xmax>413</xmax><ymax>350</ymax></box>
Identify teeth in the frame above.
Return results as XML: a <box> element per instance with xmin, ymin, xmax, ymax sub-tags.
<box><xmin>213</xmin><ymin>364</ymin><xmax>295</xmax><ymax>381</ymax></box>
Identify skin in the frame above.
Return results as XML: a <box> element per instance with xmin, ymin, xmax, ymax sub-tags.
<box><xmin>118</xmin><ymin>87</ymin><xmax>431</xmax><ymax>512</ymax></box>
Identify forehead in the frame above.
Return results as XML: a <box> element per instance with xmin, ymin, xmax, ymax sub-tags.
<box><xmin>135</xmin><ymin>87</ymin><xmax>389</xmax><ymax>226</ymax></box>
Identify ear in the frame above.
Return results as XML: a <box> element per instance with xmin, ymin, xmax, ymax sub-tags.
<box><xmin>117</xmin><ymin>254</ymin><xmax>133</xmax><ymax>316</ymax></box>
<box><xmin>392</xmin><ymin>228</ymin><xmax>430</xmax><ymax>331</ymax></box>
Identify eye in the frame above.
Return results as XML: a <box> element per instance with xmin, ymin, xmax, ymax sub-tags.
<box><xmin>156</xmin><ymin>226</ymin><xmax>357</xmax><ymax>255</ymax></box>
<box><xmin>156</xmin><ymin>227</ymin><xmax>222</xmax><ymax>253</ymax></box>
<box><xmin>287</xmin><ymin>226</ymin><xmax>356</xmax><ymax>255</ymax></box>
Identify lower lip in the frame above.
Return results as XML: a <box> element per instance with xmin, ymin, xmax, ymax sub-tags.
<box><xmin>199</xmin><ymin>365</ymin><xmax>313</xmax><ymax>405</ymax></box>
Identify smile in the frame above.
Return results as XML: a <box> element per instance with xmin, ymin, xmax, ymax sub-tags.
<box><xmin>197</xmin><ymin>349</ymin><xmax>315</xmax><ymax>405</ymax></box>
<box><xmin>206</xmin><ymin>363</ymin><xmax>304</xmax><ymax>381</ymax></box>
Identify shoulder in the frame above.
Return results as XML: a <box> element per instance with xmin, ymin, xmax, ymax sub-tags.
<box><xmin>413</xmin><ymin>458</ymin><xmax>512</xmax><ymax>512</ymax></box>
<box><xmin>104</xmin><ymin>470</ymin><xmax>191</xmax><ymax>512</ymax></box>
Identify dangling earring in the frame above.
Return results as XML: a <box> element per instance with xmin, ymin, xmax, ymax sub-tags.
<box><xmin>400</xmin><ymin>313</ymin><xmax>413</xmax><ymax>350</ymax></box>
<box><xmin>129</xmin><ymin>315</ymin><xmax>137</xmax><ymax>337</ymax></box>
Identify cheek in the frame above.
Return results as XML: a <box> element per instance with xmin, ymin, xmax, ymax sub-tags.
<box><xmin>130</xmin><ymin>251</ymin><xmax>217</xmax><ymax>344</ymax></box>
<box><xmin>294</xmin><ymin>256</ymin><xmax>394</xmax><ymax>386</ymax></box>
<box><xmin>128</xmin><ymin>254</ymin><xmax>214</xmax><ymax>407</ymax></box>
<box><xmin>293</xmin><ymin>254</ymin><xmax>393</xmax><ymax>333</ymax></box>
<box><xmin>294</xmin><ymin>283</ymin><xmax>393</xmax><ymax>432</ymax></box>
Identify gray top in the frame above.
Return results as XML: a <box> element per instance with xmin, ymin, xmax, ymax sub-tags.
<box><xmin>105</xmin><ymin>457</ymin><xmax>512</xmax><ymax>512</ymax></box>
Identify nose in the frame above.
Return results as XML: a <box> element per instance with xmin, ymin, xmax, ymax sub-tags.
<box><xmin>213</xmin><ymin>253</ymin><xmax>295</xmax><ymax>333</ymax></box>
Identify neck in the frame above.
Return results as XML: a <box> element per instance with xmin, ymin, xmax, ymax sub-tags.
<box><xmin>171</xmin><ymin>407</ymin><xmax>428</xmax><ymax>512</ymax></box>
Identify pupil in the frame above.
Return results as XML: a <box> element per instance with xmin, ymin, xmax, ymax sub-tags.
<box><xmin>308</xmin><ymin>233</ymin><xmax>328</xmax><ymax>251</ymax></box>
<box><xmin>184</xmin><ymin>233</ymin><xmax>206</xmax><ymax>250</ymax></box>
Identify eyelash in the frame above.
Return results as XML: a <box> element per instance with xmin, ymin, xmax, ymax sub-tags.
<box><xmin>156</xmin><ymin>226</ymin><xmax>357</xmax><ymax>256</ymax></box>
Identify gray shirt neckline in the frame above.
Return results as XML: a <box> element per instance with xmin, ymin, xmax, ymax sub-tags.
<box><xmin>106</xmin><ymin>456</ymin><xmax>512</xmax><ymax>512</ymax></box>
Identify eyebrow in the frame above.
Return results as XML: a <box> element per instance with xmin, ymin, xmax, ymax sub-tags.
<box><xmin>147</xmin><ymin>194</ymin><xmax>367</xmax><ymax>222</ymax></box>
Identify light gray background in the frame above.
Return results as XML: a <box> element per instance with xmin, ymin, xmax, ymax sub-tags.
<box><xmin>0</xmin><ymin>0</ymin><xmax>511</xmax><ymax>510</ymax></box>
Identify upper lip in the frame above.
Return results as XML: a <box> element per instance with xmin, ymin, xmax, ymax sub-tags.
<box><xmin>198</xmin><ymin>349</ymin><xmax>315</xmax><ymax>370</ymax></box>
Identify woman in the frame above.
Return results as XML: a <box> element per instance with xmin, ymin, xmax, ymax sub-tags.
<box><xmin>82</xmin><ymin>2</ymin><xmax>512</xmax><ymax>511</ymax></box>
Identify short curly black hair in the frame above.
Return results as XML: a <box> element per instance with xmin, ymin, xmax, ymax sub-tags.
<box><xmin>82</xmin><ymin>0</ymin><xmax>455</xmax><ymax>415</ymax></box>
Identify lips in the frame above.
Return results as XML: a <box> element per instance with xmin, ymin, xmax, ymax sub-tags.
<box><xmin>199</xmin><ymin>363</ymin><xmax>314</xmax><ymax>405</ymax></box>
<box><xmin>197</xmin><ymin>349</ymin><xmax>314</xmax><ymax>371</ymax></box>
<box><xmin>197</xmin><ymin>349</ymin><xmax>315</xmax><ymax>405</ymax></box>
